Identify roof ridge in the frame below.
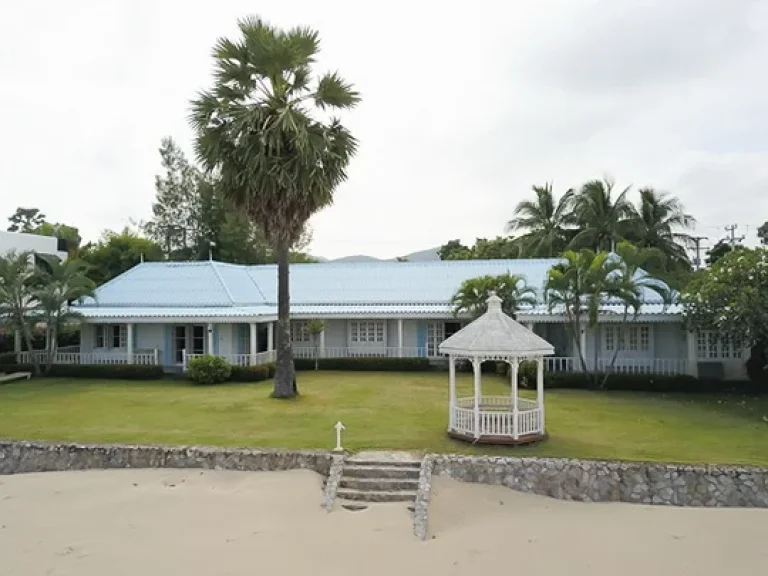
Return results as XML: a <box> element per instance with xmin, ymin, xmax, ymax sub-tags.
<box><xmin>209</xmin><ymin>261</ymin><xmax>236</xmax><ymax>305</ymax></box>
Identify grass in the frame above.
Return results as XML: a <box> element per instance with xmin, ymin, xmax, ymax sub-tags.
<box><xmin>0</xmin><ymin>371</ymin><xmax>767</xmax><ymax>465</ymax></box>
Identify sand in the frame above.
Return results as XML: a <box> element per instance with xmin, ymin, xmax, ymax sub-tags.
<box><xmin>1</xmin><ymin>469</ymin><xmax>766</xmax><ymax>575</ymax></box>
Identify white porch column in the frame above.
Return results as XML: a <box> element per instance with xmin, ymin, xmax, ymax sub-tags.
<box><xmin>249</xmin><ymin>323</ymin><xmax>258</xmax><ymax>363</ymax></box>
<box><xmin>472</xmin><ymin>357</ymin><xmax>481</xmax><ymax>439</ymax></box>
<box><xmin>686</xmin><ymin>330</ymin><xmax>698</xmax><ymax>377</ymax></box>
<box><xmin>207</xmin><ymin>323</ymin><xmax>214</xmax><ymax>354</ymax></box>
<box><xmin>319</xmin><ymin>328</ymin><xmax>326</xmax><ymax>358</ymax></box>
<box><xmin>14</xmin><ymin>330</ymin><xmax>21</xmax><ymax>353</ymax></box>
<box><xmin>511</xmin><ymin>358</ymin><xmax>519</xmax><ymax>439</ymax></box>
<box><xmin>126</xmin><ymin>324</ymin><xmax>134</xmax><ymax>364</ymax></box>
<box><xmin>536</xmin><ymin>357</ymin><xmax>545</xmax><ymax>433</ymax></box>
<box><xmin>448</xmin><ymin>355</ymin><xmax>456</xmax><ymax>430</ymax></box>
<box><xmin>267</xmin><ymin>322</ymin><xmax>274</xmax><ymax>351</ymax></box>
<box><xmin>397</xmin><ymin>318</ymin><xmax>404</xmax><ymax>357</ymax></box>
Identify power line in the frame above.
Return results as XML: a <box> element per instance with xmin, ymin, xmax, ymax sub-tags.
<box><xmin>723</xmin><ymin>224</ymin><xmax>745</xmax><ymax>247</ymax></box>
<box><xmin>690</xmin><ymin>236</ymin><xmax>708</xmax><ymax>270</ymax></box>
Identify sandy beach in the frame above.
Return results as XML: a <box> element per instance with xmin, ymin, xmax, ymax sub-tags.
<box><xmin>1</xmin><ymin>469</ymin><xmax>766</xmax><ymax>575</ymax></box>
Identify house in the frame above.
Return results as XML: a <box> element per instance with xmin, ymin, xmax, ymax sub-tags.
<box><xmin>26</xmin><ymin>259</ymin><xmax>746</xmax><ymax>380</ymax></box>
<box><xmin>0</xmin><ymin>230</ymin><xmax>68</xmax><ymax>262</ymax></box>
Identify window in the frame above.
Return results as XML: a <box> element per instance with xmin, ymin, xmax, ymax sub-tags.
<box><xmin>174</xmin><ymin>326</ymin><xmax>186</xmax><ymax>363</ymax></box>
<box><xmin>426</xmin><ymin>322</ymin><xmax>445</xmax><ymax>357</ymax></box>
<box><xmin>349</xmin><ymin>321</ymin><xmax>385</xmax><ymax>344</ymax></box>
<box><xmin>604</xmin><ymin>325</ymin><xmax>650</xmax><ymax>352</ymax></box>
<box><xmin>291</xmin><ymin>321</ymin><xmax>311</xmax><ymax>343</ymax></box>
<box><xmin>696</xmin><ymin>331</ymin><xmax>742</xmax><ymax>360</ymax></box>
<box><xmin>191</xmin><ymin>325</ymin><xmax>205</xmax><ymax>355</ymax></box>
<box><xmin>239</xmin><ymin>325</ymin><xmax>251</xmax><ymax>354</ymax></box>
<box><xmin>95</xmin><ymin>325</ymin><xmax>126</xmax><ymax>349</ymax></box>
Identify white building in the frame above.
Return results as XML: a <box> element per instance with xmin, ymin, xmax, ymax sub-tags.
<box><xmin>0</xmin><ymin>230</ymin><xmax>68</xmax><ymax>262</ymax></box>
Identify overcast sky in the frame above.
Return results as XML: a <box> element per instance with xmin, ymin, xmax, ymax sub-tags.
<box><xmin>1</xmin><ymin>0</ymin><xmax>766</xmax><ymax>258</ymax></box>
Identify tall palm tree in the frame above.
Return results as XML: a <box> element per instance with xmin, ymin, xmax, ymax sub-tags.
<box><xmin>451</xmin><ymin>274</ymin><xmax>536</xmax><ymax>319</ymax></box>
<box><xmin>190</xmin><ymin>16</ymin><xmax>359</xmax><ymax>398</ymax></box>
<box><xmin>628</xmin><ymin>188</ymin><xmax>695</xmax><ymax>268</ymax></box>
<box><xmin>569</xmin><ymin>178</ymin><xmax>635</xmax><ymax>252</ymax></box>
<box><xmin>506</xmin><ymin>183</ymin><xmax>576</xmax><ymax>257</ymax></box>
<box><xmin>34</xmin><ymin>256</ymin><xmax>96</xmax><ymax>373</ymax></box>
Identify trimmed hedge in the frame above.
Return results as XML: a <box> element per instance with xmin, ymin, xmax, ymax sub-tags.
<box><xmin>294</xmin><ymin>357</ymin><xmax>432</xmax><ymax>371</ymax></box>
<box><xmin>0</xmin><ymin>352</ymin><xmax>18</xmax><ymax>365</ymax></box>
<box><xmin>544</xmin><ymin>372</ymin><xmax>761</xmax><ymax>394</ymax></box>
<box><xmin>46</xmin><ymin>364</ymin><xmax>165</xmax><ymax>380</ymax></box>
<box><xmin>0</xmin><ymin>363</ymin><xmax>34</xmax><ymax>376</ymax></box>
<box><xmin>229</xmin><ymin>363</ymin><xmax>275</xmax><ymax>382</ymax></box>
<box><xmin>188</xmin><ymin>355</ymin><xmax>231</xmax><ymax>385</ymax></box>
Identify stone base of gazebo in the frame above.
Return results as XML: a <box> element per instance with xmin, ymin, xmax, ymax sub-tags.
<box><xmin>447</xmin><ymin>395</ymin><xmax>546</xmax><ymax>446</ymax></box>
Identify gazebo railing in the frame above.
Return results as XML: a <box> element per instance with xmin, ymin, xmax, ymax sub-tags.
<box><xmin>451</xmin><ymin>396</ymin><xmax>542</xmax><ymax>438</ymax></box>
<box><xmin>455</xmin><ymin>395</ymin><xmax>538</xmax><ymax>412</ymax></box>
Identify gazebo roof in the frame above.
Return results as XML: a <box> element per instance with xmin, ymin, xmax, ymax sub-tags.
<box><xmin>439</xmin><ymin>292</ymin><xmax>555</xmax><ymax>357</ymax></box>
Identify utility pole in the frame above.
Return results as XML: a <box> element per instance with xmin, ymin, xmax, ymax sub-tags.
<box><xmin>690</xmin><ymin>236</ymin><xmax>708</xmax><ymax>270</ymax></box>
<box><xmin>724</xmin><ymin>224</ymin><xmax>745</xmax><ymax>247</ymax></box>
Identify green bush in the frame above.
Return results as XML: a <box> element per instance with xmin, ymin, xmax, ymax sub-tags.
<box><xmin>0</xmin><ymin>352</ymin><xmax>18</xmax><ymax>365</ymax></box>
<box><xmin>0</xmin><ymin>363</ymin><xmax>34</xmax><ymax>376</ymax></box>
<box><xmin>294</xmin><ymin>357</ymin><xmax>432</xmax><ymax>371</ymax></box>
<box><xmin>188</xmin><ymin>355</ymin><xmax>231</xmax><ymax>385</ymax></box>
<box><xmin>541</xmin><ymin>372</ymin><xmax>751</xmax><ymax>393</ymax></box>
<box><xmin>229</xmin><ymin>363</ymin><xmax>275</xmax><ymax>382</ymax></box>
<box><xmin>47</xmin><ymin>364</ymin><xmax>165</xmax><ymax>380</ymax></box>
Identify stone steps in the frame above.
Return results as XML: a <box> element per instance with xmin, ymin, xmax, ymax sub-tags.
<box><xmin>336</xmin><ymin>457</ymin><xmax>422</xmax><ymax>505</ymax></box>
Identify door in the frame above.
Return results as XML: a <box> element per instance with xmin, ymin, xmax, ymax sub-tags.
<box><xmin>191</xmin><ymin>325</ymin><xmax>205</xmax><ymax>355</ymax></box>
<box><xmin>173</xmin><ymin>326</ymin><xmax>187</xmax><ymax>364</ymax></box>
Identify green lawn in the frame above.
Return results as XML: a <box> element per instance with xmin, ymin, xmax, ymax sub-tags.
<box><xmin>1</xmin><ymin>372</ymin><xmax>767</xmax><ymax>465</ymax></box>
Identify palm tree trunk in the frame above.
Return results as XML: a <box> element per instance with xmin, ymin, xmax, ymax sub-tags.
<box><xmin>20</xmin><ymin>322</ymin><xmax>39</xmax><ymax>376</ymax></box>
<box><xmin>272</xmin><ymin>238</ymin><xmax>297</xmax><ymax>398</ymax></box>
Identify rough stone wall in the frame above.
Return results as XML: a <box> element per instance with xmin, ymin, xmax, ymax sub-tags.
<box><xmin>432</xmin><ymin>456</ymin><xmax>768</xmax><ymax>508</ymax></box>
<box><xmin>412</xmin><ymin>456</ymin><xmax>434</xmax><ymax>540</ymax></box>
<box><xmin>322</xmin><ymin>454</ymin><xmax>345</xmax><ymax>511</ymax></box>
<box><xmin>0</xmin><ymin>441</ymin><xmax>333</xmax><ymax>477</ymax></box>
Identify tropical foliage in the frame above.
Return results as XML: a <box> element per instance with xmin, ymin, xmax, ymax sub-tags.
<box><xmin>569</xmin><ymin>178</ymin><xmax>635</xmax><ymax>252</ymax></box>
<box><xmin>506</xmin><ymin>183</ymin><xmax>575</xmax><ymax>257</ymax></box>
<box><xmin>682</xmin><ymin>248</ymin><xmax>768</xmax><ymax>384</ymax></box>
<box><xmin>451</xmin><ymin>274</ymin><xmax>536</xmax><ymax>319</ymax></box>
<box><xmin>190</xmin><ymin>16</ymin><xmax>359</xmax><ymax>398</ymax></box>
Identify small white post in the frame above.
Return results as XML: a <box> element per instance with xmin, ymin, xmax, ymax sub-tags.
<box><xmin>319</xmin><ymin>328</ymin><xmax>326</xmax><ymax>358</ymax></box>
<box><xmin>153</xmin><ymin>348</ymin><xmax>159</xmax><ymax>366</ymax></box>
<box><xmin>473</xmin><ymin>358</ymin><xmax>481</xmax><ymax>439</ymax></box>
<box><xmin>126</xmin><ymin>324</ymin><xmax>134</xmax><ymax>364</ymax></box>
<box><xmin>182</xmin><ymin>349</ymin><xmax>187</xmax><ymax>371</ymax></box>
<box><xmin>267</xmin><ymin>322</ymin><xmax>274</xmax><ymax>352</ymax></box>
<box><xmin>333</xmin><ymin>421</ymin><xmax>346</xmax><ymax>452</ymax></box>
<box><xmin>397</xmin><ymin>318</ymin><xmax>404</xmax><ymax>357</ymax></box>
<box><xmin>511</xmin><ymin>358</ymin><xmax>519</xmax><ymax>439</ymax></box>
<box><xmin>448</xmin><ymin>355</ymin><xmax>456</xmax><ymax>430</ymax></box>
<box><xmin>536</xmin><ymin>356</ymin><xmax>545</xmax><ymax>433</ymax></box>
<box><xmin>249</xmin><ymin>323</ymin><xmax>258</xmax><ymax>365</ymax></box>
<box><xmin>207</xmin><ymin>323</ymin><xmax>214</xmax><ymax>355</ymax></box>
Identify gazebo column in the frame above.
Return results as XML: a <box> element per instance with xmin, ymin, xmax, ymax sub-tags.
<box><xmin>536</xmin><ymin>356</ymin><xmax>545</xmax><ymax>433</ymax></box>
<box><xmin>448</xmin><ymin>355</ymin><xmax>456</xmax><ymax>430</ymax></box>
<box><xmin>472</xmin><ymin>357</ymin><xmax>481</xmax><ymax>439</ymax></box>
<box><xmin>510</xmin><ymin>358</ymin><xmax>519</xmax><ymax>439</ymax></box>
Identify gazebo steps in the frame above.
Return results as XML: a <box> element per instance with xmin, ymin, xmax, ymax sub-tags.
<box><xmin>339</xmin><ymin>477</ymin><xmax>419</xmax><ymax>492</ymax></box>
<box><xmin>342</xmin><ymin>464</ymin><xmax>421</xmax><ymax>479</ymax></box>
<box><xmin>336</xmin><ymin>487</ymin><xmax>418</xmax><ymax>503</ymax></box>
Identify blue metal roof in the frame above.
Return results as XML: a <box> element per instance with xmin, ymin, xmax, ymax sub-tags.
<box><xmin>75</xmin><ymin>259</ymin><xmax>679</xmax><ymax>319</ymax></box>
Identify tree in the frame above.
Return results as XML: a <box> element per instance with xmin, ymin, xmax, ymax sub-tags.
<box><xmin>682</xmin><ymin>248</ymin><xmax>768</xmax><ymax>385</ymax></box>
<box><xmin>33</xmin><ymin>256</ymin><xmax>95</xmax><ymax>372</ymax></box>
<box><xmin>757</xmin><ymin>222</ymin><xmax>768</xmax><ymax>246</ymax></box>
<box><xmin>627</xmin><ymin>188</ymin><xmax>694</xmax><ymax>270</ymax></box>
<box><xmin>506</xmin><ymin>183</ymin><xmax>576</xmax><ymax>257</ymax></box>
<box><xmin>190</xmin><ymin>16</ymin><xmax>359</xmax><ymax>398</ymax></box>
<box><xmin>438</xmin><ymin>237</ymin><xmax>522</xmax><ymax>260</ymax></box>
<box><xmin>34</xmin><ymin>222</ymin><xmax>82</xmax><ymax>257</ymax></box>
<box><xmin>705</xmin><ymin>240</ymin><xmax>742</xmax><ymax>267</ymax></box>
<box><xmin>79</xmin><ymin>228</ymin><xmax>164</xmax><ymax>285</ymax></box>
<box><xmin>544</xmin><ymin>249</ymin><xmax>624</xmax><ymax>379</ymax></box>
<box><xmin>569</xmin><ymin>178</ymin><xmax>635</xmax><ymax>252</ymax></box>
<box><xmin>439</xmin><ymin>240</ymin><xmax>473</xmax><ymax>260</ymax></box>
<box><xmin>0</xmin><ymin>251</ymin><xmax>41</xmax><ymax>373</ymax></box>
<box><xmin>7</xmin><ymin>208</ymin><xmax>46</xmax><ymax>233</ymax></box>
<box><xmin>305</xmin><ymin>319</ymin><xmax>325</xmax><ymax>370</ymax></box>
<box><xmin>451</xmin><ymin>274</ymin><xmax>536</xmax><ymax>319</ymax></box>
<box><xmin>144</xmin><ymin>137</ymin><xmax>202</xmax><ymax>258</ymax></box>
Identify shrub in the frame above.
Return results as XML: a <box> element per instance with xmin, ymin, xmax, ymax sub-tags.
<box><xmin>0</xmin><ymin>352</ymin><xmax>18</xmax><ymax>365</ymax></box>
<box><xmin>294</xmin><ymin>357</ymin><xmax>432</xmax><ymax>371</ymax></box>
<box><xmin>46</xmin><ymin>364</ymin><xmax>165</xmax><ymax>380</ymax></box>
<box><xmin>0</xmin><ymin>363</ymin><xmax>34</xmax><ymax>377</ymax></box>
<box><xmin>229</xmin><ymin>363</ymin><xmax>275</xmax><ymax>382</ymax></box>
<box><xmin>187</xmin><ymin>355</ymin><xmax>231</xmax><ymax>385</ymax></box>
<box><xmin>541</xmin><ymin>372</ymin><xmax>746</xmax><ymax>393</ymax></box>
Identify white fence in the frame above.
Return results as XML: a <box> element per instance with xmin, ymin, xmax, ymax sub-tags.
<box><xmin>595</xmin><ymin>357</ymin><xmax>688</xmax><ymax>376</ymax></box>
<box><xmin>17</xmin><ymin>350</ymin><xmax>159</xmax><ymax>366</ymax></box>
<box><xmin>450</xmin><ymin>397</ymin><xmax>543</xmax><ymax>439</ymax></box>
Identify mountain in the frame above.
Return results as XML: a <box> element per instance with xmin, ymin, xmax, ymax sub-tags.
<box><xmin>318</xmin><ymin>247</ymin><xmax>441</xmax><ymax>263</ymax></box>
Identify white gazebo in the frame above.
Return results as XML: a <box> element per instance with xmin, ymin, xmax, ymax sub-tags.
<box><xmin>439</xmin><ymin>292</ymin><xmax>555</xmax><ymax>445</ymax></box>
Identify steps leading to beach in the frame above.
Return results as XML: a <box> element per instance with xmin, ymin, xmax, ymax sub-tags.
<box><xmin>336</xmin><ymin>457</ymin><xmax>421</xmax><ymax>505</ymax></box>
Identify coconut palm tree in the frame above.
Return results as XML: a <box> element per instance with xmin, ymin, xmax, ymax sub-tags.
<box><xmin>451</xmin><ymin>274</ymin><xmax>536</xmax><ymax>319</ymax></box>
<box><xmin>628</xmin><ymin>188</ymin><xmax>695</xmax><ymax>269</ymax></box>
<box><xmin>0</xmin><ymin>251</ymin><xmax>40</xmax><ymax>373</ymax></box>
<box><xmin>190</xmin><ymin>16</ymin><xmax>359</xmax><ymax>398</ymax></box>
<box><xmin>569</xmin><ymin>178</ymin><xmax>635</xmax><ymax>252</ymax></box>
<box><xmin>506</xmin><ymin>183</ymin><xmax>576</xmax><ymax>257</ymax></box>
<box><xmin>34</xmin><ymin>256</ymin><xmax>96</xmax><ymax>373</ymax></box>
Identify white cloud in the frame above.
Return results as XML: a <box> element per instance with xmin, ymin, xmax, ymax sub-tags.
<box><xmin>1</xmin><ymin>0</ymin><xmax>766</xmax><ymax>258</ymax></box>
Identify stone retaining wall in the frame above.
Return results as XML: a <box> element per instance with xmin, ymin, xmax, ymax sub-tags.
<box><xmin>431</xmin><ymin>455</ymin><xmax>768</xmax><ymax>508</ymax></box>
<box><xmin>0</xmin><ymin>441</ymin><xmax>333</xmax><ymax>477</ymax></box>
